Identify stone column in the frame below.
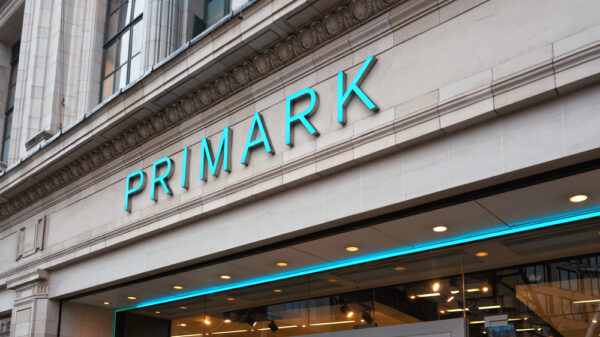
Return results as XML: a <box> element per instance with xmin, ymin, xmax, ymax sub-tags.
<box><xmin>8</xmin><ymin>271</ymin><xmax>59</xmax><ymax>337</ymax></box>
<box><xmin>142</xmin><ymin>0</ymin><xmax>183</xmax><ymax>72</ymax></box>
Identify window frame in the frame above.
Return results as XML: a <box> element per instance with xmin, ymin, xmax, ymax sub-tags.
<box><xmin>100</xmin><ymin>0</ymin><xmax>143</xmax><ymax>101</ymax></box>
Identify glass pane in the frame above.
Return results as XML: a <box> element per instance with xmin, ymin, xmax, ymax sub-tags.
<box><xmin>206</xmin><ymin>0</ymin><xmax>227</xmax><ymax>27</ymax></box>
<box><xmin>102</xmin><ymin>73</ymin><xmax>115</xmax><ymax>100</ymax></box>
<box><xmin>104</xmin><ymin>42</ymin><xmax>117</xmax><ymax>76</ymax></box>
<box><xmin>129</xmin><ymin>54</ymin><xmax>140</xmax><ymax>82</ymax></box>
<box><xmin>4</xmin><ymin>112</ymin><xmax>12</xmax><ymax>139</ymax></box>
<box><xmin>6</xmin><ymin>86</ymin><xmax>15</xmax><ymax>111</ymax></box>
<box><xmin>463</xmin><ymin>222</ymin><xmax>600</xmax><ymax>337</ymax></box>
<box><xmin>1</xmin><ymin>137</ymin><xmax>9</xmax><ymax>162</ymax></box>
<box><xmin>109</xmin><ymin>0</ymin><xmax>121</xmax><ymax>12</ymax></box>
<box><xmin>118</xmin><ymin>63</ymin><xmax>129</xmax><ymax>89</ymax></box>
<box><xmin>118</xmin><ymin>31</ymin><xmax>130</xmax><ymax>66</ymax></box>
<box><xmin>106</xmin><ymin>11</ymin><xmax>119</xmax><ymax>40</ymax></box>
<box><xmin>133</xmin><ymin>0</ymin><xmax>143</xmax><ymax>19</ymax></box>
<box><xmin>131</xmin><ymin>22</ymin><xmax>142</xmax><ymax>55</ymax></box>
<box><xmin>9</xmin><ymin>65</ymin><xmax>17</xmax><ymax>86</ymax></box>
<box><xmin>121</xmin><ymin>0</ymin><xmax>131</xmax><ymax>25</ymax></box>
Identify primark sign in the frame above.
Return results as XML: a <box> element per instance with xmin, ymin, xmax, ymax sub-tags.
<box><xmin>124</xmin><ymin>56</ymin><xmax>378</xmax><ymax>211</ymax></box>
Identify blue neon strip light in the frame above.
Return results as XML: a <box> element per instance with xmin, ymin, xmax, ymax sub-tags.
<box><xmin>113</xmin><ymin>206</ymin><xmax>600</xmax><ymax>313</ymax></box>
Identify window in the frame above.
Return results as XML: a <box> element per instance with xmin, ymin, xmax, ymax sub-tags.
<box><xmin>2</xmin><ymin>41</ymin><xmax>19</xmax><ymax>163</ymax></box>
<box><xmin>186</xmin><ymin>0</ymin><xmax>249</xmax><ymax>41</ymax></box>
<box><xmin>100</xmin><ymin>0</ymin><xmax>144</xmax><ymax>101</ymax></box>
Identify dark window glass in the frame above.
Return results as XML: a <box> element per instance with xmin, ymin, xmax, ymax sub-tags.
<box><xmin>2</xmin><ymin>41</ymin><xmax>19</xmax><ymax>163</ymax></box>
<box><xmin>100</xmin><ymin>0</ymin><xmax>143</xmax><ymax>101</ymax></box>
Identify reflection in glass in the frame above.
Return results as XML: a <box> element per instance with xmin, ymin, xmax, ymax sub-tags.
<box><xmin>101</xmin><ymin>0</ymin><xmax>143</xmax><ymax>101</ymax></box>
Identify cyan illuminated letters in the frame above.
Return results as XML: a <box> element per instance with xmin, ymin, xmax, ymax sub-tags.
<box><xmin>151</xmin><ymin>157</ymin><xmax>174</xmax><ymax>201</ymax></box>
<box><xmin>123</xmin><ymin>56</ymin><xmax>378</xmax><ymax>211</ymax></box>
<box><xmin>124</xmin><ymin>170</ymin><xmax>146</xmax><ymax>211</ymax></box>
<box><xmin>200</xmin><ymin>127</ymin><xmax>232</xmax><ymax>181</ymax></box>
<box><xmin>337</xmin><ymin>55</ymin><xmax>378</xmax><ymax>124</ymax></box>
<box><xmin>286</xmin><ymin>88</ymin><xmax>319</xmax><ymax>146</ymax></box>
<box><xmin>241</xmin><ymin>112</ymin><xmax>274</xmax><ymax>165</ymax></box>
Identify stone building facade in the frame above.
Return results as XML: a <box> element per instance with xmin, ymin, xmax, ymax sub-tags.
<box><xmin>0</xmin><ymin>0</ymin><xmax>600</xmax><ymax>336</ymax></box>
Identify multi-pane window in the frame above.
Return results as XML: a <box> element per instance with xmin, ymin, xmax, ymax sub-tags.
<box><xmin>2</xmin><ymin>41</ymin><xmax>19</xmax><ymax>163</ymax></box>
<box><xmin>101</xmin><ymin>0</ymin><xmax>144</xmax><ymax>101</ymax></box>
<box><xmin>188</xmin><ymin>0</ymin><xmax>248</xmax><ymax>40</ymax></box>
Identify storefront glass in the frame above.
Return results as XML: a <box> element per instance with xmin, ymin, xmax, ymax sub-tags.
<box><xmin>63</xmin><ymin>218</ymin><xmax>600</xmax><ymax>337</ymax></box>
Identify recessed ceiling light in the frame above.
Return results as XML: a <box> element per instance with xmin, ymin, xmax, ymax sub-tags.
<box><xmin>409</xmin><ymin>295</ymin><xmax>416</xmax><ymax>299</ymax></box>
<box><xmin>155</xmin><ymin>311</ymin><xmax>161</xmax><ymax>314</ymax></box>
<box><xmin>226</xmin><ymin>297</ymin><xmax>235</xmax><ymax>301</ymax></box>
<box><xmin>569</xmin><ymin>194</ymin><xmax>588</xmax><ymax>203</ymax></box>
<box><xmin>276</xmin><ymin>262</ymin><xmax>288</xmax><ymax>267</ymax></box>
<box><xmin>345</xmin><ymin>246</ymin><xmax>359</xmax><ymax>252</ymax></box>
<box><xmin>433</xmin><ymin>226</ymin><xmax>447</xmax><ymax>232</ymax></box>
<box><xmin>178</xmin><ymin>323</ymin><xmax>187</xmax><ymax>327</ymax></box>
<box><xmin>273</xmin><ymin>289</ymin><xmax>283</xmax><ymax>293</ymax></box>
<box><xmin>394</xmin><ymin>266</ymin><xmax>406</xmax><ymax>271</ymax></box>
<box><xmin>328</xmin><ymin>279</ymin><xmax>338</xmax><ymax>283</ymax></box>
<box><xmin>220</xmin><ymin>275</ymin><xmax>231</xmax><ymax>280</ymax></box>
<box><xmin>173</xmin><ymin>285</ymin><xmax>184</xmax><ymax>290</ymax></box>
<box><xmin>224</xmin><ymin>319</ymin><xmax>232</xmax><ymax>323</ymax></box>
<box><xmin>179</xmin><ymin>306</ymin><xmax>188</xmax><ymax>310</ymax></box>
<box><xmin>103</xmin><ymin>301</ymin><xmax>110</xmax><ymax>305</ymax></box>
<box><xmin>204</xmin><ymin>319</ymin><xmax>211</xmax><ymax>325</ymax></box>
<box><xmin>476</xmin><ymin>252</ymin><xmax>488</xmax><ymax>257</ymax></box>
<box><xmin>127</xmin><ymin>296</ymin><xmax>137</xmax><ymax>300</ymax></box>
<box><xmin>482</xmin><ymin>286</ymin><xmax>489</xmax><ymax>292</ymax></box>
<box><xmin>432</xmin><ymin>282</ymin><xmax>440</xmax><ymax>292</ymax></box>
<box><xmin>440</xmin><ymin>310</ymin><xmax>446</xmax><ymax>314</ymax></box>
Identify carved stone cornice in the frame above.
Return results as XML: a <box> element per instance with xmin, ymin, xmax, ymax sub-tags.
<box><xmin>0</xmin><ymin>0</ymin><xmax>406</xmax><ymax>221</ymax></box>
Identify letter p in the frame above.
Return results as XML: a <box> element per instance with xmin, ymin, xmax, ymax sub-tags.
<box><xmin>124</xmin><ymin>170</ymin><xmax>146</xmax><ymax>212</ymax></box>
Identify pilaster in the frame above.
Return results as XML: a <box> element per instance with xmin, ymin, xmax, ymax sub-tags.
<box><xmin>9</xmin><ymin>271</ymin><xmax>58</xmax><ymax>337</ymax></box>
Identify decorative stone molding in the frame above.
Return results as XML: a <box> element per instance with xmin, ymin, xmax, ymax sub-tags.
<box><xmin>0</xmin><ymin>0</ymin><xmax>404</xmax><ymax>220</ymax></box>
<box><xmin>16</xmin><ymin>217</ymin><xmax>45</xmax><ymax>261</ymax></box>
<box><xmin>24</xmin><ymin>130</ymin><xmax>54</xmax><ymax>151</ymax></box>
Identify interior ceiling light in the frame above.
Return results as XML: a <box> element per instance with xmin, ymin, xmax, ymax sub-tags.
<box><xmin>482</xmin><ymin>286</ymin><xmax>489</xmax><ymax>292</ymax></box>
<box><xmin>173</xmin><ymin>285</ymin><xmax>184</xmax><ymax>290</ymax></box>
<box><xmin>177</xmin><ymin>323</ymin><xmax>187</xmax><ymax>327</ymax></box>
<box><xmin>394</xmin><ymin>266</ymin><xmax>406</xmax><ymax>271</ymax></box>
<box><xmin>224</xmin><ymin>319</ymin><xmax>232</xmax><ymax>323</ymax></box>
<box><xmin>103</xmin><ymin>301</ymin><xmax>110</xmax><ymax>305</ymax></box>
<box><xmin>479</xmin><ymin>305</ymin><xmax>501</xmax><ymax>310</ymax></box>
<box><xmin>446</xmin><ymin>308</ymin><xmax>467</xmax><ymax>312</ymax></box>
<box><xmin>226</xmin><ymin>297</ymin><xmax>235</xmax><ymax>301</ymax></box>
<box><xmin>220</xmin><ymin>275</ymin><xmax>231</xmax><ymax>280</ymax></box>
<box><xmin>276</xmin><ymin>262</ymin><xmax>288</xmax><ymax>267</ymax></box>
<box><xmin>179</xmin><ymin>306</ymin><xmax>188</xmax><ymax>310</ymax></box>
<box><xmin>433</xmin><ymin>226</ymin><xmax>447</xmax><ymax>232</ymax></box>
<box><xmin>467</xmin><ymin>288</ymin><xmax>481</xmax><ymax>292</ymax></box>
<box><xmin>432</xmin><ymin>282</ymin><xmax>440</xmax><ymax>292</ymax></box>
<box><xmin>273</xmin><ymin>289</ymin><xmax>283</xmax><ymax>293</ymax></box>
<box><xmin>573</xmin><ymin>299</ymin><xmax>600</xmax><ymax>304</ymax></box>
<box><xmin>569</xmin><ymin>194</ymin><xmax>588</xmax><ymax>203</ymax></box>
<box><xmin>476</xmin><ymin>252</ymin><xmax>488</xmax><ymax>257</ymax></box>
<box><xmin>450</xmin><ymin>290</ymin><xmax>460</xmax><ymax>294</ymax></box>
<box><xmin>328</xmin><ymin>279</ymin><xmax>338</xmax><ymax>283</ymax></box>
<box><xmin>416</xmin><ymin>293</ymin><xmax>440</xmax><ymax>298</ymax></box>
<box><xmin>345</xmin><ymin>246</ymin><xmax>359</xmax><ymax>252</ymax></box>
<box><xmin>268</xmin><ymin>320</ymin><xmax>278</xmax><ymax>332</ymax></box>
<box><xmin>204</xmin><ymin>319</ymin><xmax>211</xmax><ymax>325</ymax></box>
<box><xmin>340</xmin><ymin>304</ymin><xmax>354</xmax><ymax>318</ymax></box>
<box><xmin>127</xmin><ymin>296</ymin><xmax>137</xmax><ymax>300</ymax></box>
<box><xmin>446</xmin><ymin>296</ymin><xmax>455</xmax><ymax>302</ymax></box>
<box><xmin>155</xmin><ymin>311</ymin><xmax>161</xmax><ymax>314</ymax></box>
<box><xmin>309</xmin><ymin>321</ymin><xmax>355</xmax><ymax>326</ymax></box>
